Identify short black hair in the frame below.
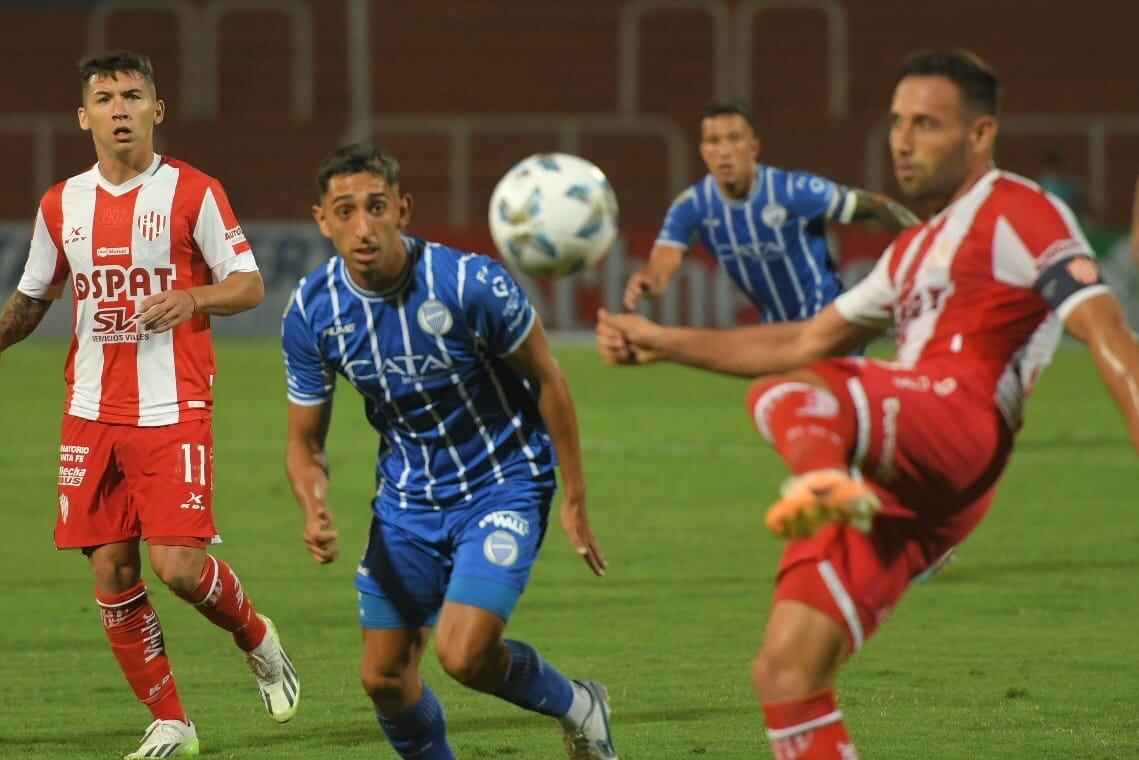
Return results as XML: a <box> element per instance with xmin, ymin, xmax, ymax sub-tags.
<box><xmin>699</xmin><ymin>100</ymin><xmax>757</xmax><ymax>133</ymax></box>
<box><xmin>316</xmin><ymin>143</ymin><xmax>400</xmax><ymax>197</ymax></box>
<box><xmin>895</xmin><ymin>49</ymin><xmax>1000</xmax><ymax>117</ymax></box>
<box><xmin>78</xmin><ymin>50</ymin><xmax>156</xmax><ymax>101</ymax></box>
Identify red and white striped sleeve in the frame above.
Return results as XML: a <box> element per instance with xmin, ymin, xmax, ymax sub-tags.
<box><xmin>833</xmin><ymin>242</ymin><xmax>899</xmax><ymax>329</ymax></box>
<box><xmin>990</xmin><ymin>178</ymin><xmax>1108</xmax><ymax>320</ymax></box>
<box><xmin>17</xmin><ymin>187</ymin><xmax>69</xmax><ymax>299</ymax></box>
<box><xmin>193</xmin><ymin>178</ymin><xmax>258</xmax><ymax>280</ymax></box>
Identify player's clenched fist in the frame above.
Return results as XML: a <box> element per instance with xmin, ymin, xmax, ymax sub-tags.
<box><xmin>596</xmin><ymin>308</ymin><xmax>662</xmax><ymax>365</ymax></box>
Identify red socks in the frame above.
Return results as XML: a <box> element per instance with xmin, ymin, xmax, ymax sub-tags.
<box><xmin>96</xmin><ymin>582</ymin><xmax>186</xmax><ymax>722</ymax></box>
<box><xmin>747</xmin><ymin>379</ymin><xmax>854</xmax><ymax>474</ymax></box>
<box><xmin>177</xmin><ymin>555</ymin><xmax>267</xmax><ymax>651</ymax></box>
<box><xmin>762</xmin><ymin>688</ymin><xmax>857</xmax><ymax>759</ymax></box>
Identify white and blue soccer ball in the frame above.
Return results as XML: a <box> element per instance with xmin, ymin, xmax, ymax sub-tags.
<box><xmin>488</xmin><ymin>152</ymin><xmax>619</xmax><ymax>279</ymax></box>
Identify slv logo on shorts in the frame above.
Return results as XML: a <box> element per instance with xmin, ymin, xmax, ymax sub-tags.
<box><xmin>417</xmin><ymin>299</ymin><xmax>453</xmax><ymax>336</ymax></box>
<box><xmin>478</xmin><ymin>510</ymin><xmax>530</xmax><ymax>536</ymax></box>
<box><xmin>484</xmin><ymin>531</ymin><xmax>520</xmax><ymax>567</ymax></box>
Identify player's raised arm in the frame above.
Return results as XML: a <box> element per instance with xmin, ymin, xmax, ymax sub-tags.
<box><xmin>842</xmin><ymin>188</ymin><xmax>922</xmax><ymax>231</ymax></box>
<box><xmin>285</xmin><ymin>400</ymin><xmax>340</xmax><ymax>564</ymax></box>
<box><xmin>504</xmin><ymin>315</ymin><xmax>607</xmax><ymax>577</ymax></box>
<box><xmin>597</xmin><ymin>302</ymin><xmax>880</xmax><ymax>378</ymax></box>
<box><xmin>0</xmin><ymin>291</ymin><xmax>52</xmax><ymax>356</ymax></box>
<box><xmin>1062</xmin><ymin>292</ymin><xmax>1139</xmax><ymax>455</ymax></box>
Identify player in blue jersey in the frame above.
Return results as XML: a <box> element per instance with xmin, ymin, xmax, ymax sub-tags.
<box><xmin>623</xmin><ymin>100</ymin><xmax>920</xmax><ymax>321</ymax></box>
<box><xmin>282</xmin><ymin>143</ymin><xmax>617</xmax><ymax>760</ymax></box>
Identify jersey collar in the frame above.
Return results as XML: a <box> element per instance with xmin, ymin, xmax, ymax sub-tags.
<box><xmin>91</xmin><ymin>153</ymin><xmax>163</xmax><ymax>196</ymax></box>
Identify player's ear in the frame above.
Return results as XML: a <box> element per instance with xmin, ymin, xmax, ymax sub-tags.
<box><xmin>153</xmin><ymin>98</ymin><xmax>165</xmax><ymax>125</ymax></box>
<box><xmin>77</xmin><ymin>106</ymin><xmax>89</xmax><ymax>132</ymax></box>
<box><xmin>751</xmin><ymin>134</ymin><xmax>762</xmax><ymax>159</ymax></box>
<box><xmin>971</xmin><ymin>115</ymin><xmax>998</xmax><ymax>156</ymax></box>
<box><xmin>311</xmin><ymin>204</ymin><xmax>331</xmax><ymax>237</ymax></box>
<box><xmin>398</xmin><ymin>193</ymin><xmax>414</xmax><ymax>229</ymax></box>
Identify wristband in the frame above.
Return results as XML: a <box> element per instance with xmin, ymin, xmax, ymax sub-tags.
<box><xmin>187</xmin><ymin>289</ymin><xmax>199</xmax><ymax>313</ymax></box>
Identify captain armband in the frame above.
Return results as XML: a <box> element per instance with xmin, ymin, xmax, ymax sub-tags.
<box><xmin>1034</xmin><ymin>254</ymin><xmax>1105</xmax><ymax>312</ymax></box>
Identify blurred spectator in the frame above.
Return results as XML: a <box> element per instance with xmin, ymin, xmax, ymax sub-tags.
<box><xmin>1036</xmin><ymin>150</ymin><xmax>1083</xmax><ymax>218</ymax></box>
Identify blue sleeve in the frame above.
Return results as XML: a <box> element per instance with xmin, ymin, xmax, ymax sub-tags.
<box><xmin>462</xmin><ymin>257</ymin><xmax>536</xmax><ymax>356</ymax></box>
<box><xmin>281</xmin><ymin>285</ymin><xmax>335</xmax><ymax>405</ymax></box>
<box><xmin>786</xmin><ymin>171</ymin><xmax>844</xmax><ymax>220</ymax></box>
<box><xmin>655</xmin><ymin>186</ymin><xmax>701</xmax><ymax>249</ymax></box>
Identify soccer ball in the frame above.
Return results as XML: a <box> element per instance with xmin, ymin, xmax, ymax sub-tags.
<box><xmin>488</xmin><ymin>153</ymin><xmax>619</xmax><ymax>278</ymax></box>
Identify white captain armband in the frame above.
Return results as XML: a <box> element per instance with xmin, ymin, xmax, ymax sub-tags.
<box><xmin>832</xmin><ymin>189</ymin><xmax>858</xmax><ymax>224</ymax></box>
<box><xmin>1034</xmin><ymin>254</ymin><xmax>1105</xmax><ymax>312</ymax></box>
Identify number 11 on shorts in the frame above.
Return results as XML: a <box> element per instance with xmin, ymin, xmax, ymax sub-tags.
<box><xmin>181</xmin><ymin>443</ymin><xmax>207</xmax><ymax>486</ymax></box>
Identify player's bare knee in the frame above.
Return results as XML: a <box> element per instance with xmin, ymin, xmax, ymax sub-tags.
<box><xmin>360</xmin><ymin>667</ymin><xmax>411</xmax><ymax>711</ymax></box>
<box><xmin>86</xmin><ymin>545</ymin><xmax>142</xmax><ymax>592</ymax></box>
<box><xmin>751</xmin><ymin>645</ymin><xmax>818</xmax><ymax>702</ymax></box>
<box><xmin>435</xmin><ymin>639</ymin><xmax>500</xmax><ymax>689</ymax></box>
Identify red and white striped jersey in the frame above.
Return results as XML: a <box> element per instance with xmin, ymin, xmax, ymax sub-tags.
<box><xmin>17</xmin><ymin>154</ymin><xmax>258</xmax><ymax>427</ymax></box>
<box><xmin>835</xmin><ymin>169</ymin><xmax>1110</xmax><ymax>430</ymax></box>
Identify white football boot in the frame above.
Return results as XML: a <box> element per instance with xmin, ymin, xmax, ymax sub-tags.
<box><xmin>243</xmin><ymin>615</ymin><xmax>300</xmax><ymax>722</ymax></box>
<box><xmin>561</xmin><ymin>680</ymin><xmax>618</xmax><ymax>759</ymax></box>
<box><xmin>124</xmin><ymin>719</ymin><xmax>199</xmax><ymax>759</ymax></box>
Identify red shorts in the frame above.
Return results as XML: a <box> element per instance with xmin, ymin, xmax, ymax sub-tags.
<box><xmin>773</xmin><ymin>358</ymin><xmax>1013</xmax><ymax>651</ymax></box>
<box><xmin>54</xmin><ymin>416</ymin><xmax>218</xmax><ymax>549</ymax></box>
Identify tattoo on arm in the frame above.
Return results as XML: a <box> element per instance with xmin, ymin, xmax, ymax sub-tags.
<box><xmin>851</xmin><ymin>190</ymin><xmax>921</xmax><ymax>231</ymax></box>
<box><xmin>0</xmin><ymin>291</ymin><xmax>52</xmax><ymax>352</ymax></box>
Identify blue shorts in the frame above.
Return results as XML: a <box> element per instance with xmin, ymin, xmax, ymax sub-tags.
<box><xmin>356</xmin><ymin>479</ymin><xmax>554</xmax><ymax>629</ymax></box>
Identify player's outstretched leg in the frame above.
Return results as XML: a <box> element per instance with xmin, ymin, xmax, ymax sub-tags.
<box><xmin>124</xmin><ymin>719</ymin><xmax>200</xmax><ymax>759</ymax></box>
<box><xmin>765</xmin><ymin>469</ymin><xmax>882</xmax><ymax>538</ymax></box>
<box><xmin>747</xmin><ymin>375</ymin><xmax>879</xmax><ymax>537</ymax></box>
<box><xmin>162</xmin><ymin>550</ymin><xmax>300</xmax><ymax>722</ymax></box>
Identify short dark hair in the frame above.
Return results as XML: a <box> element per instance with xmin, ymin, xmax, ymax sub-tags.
<box><xmin>316</xmin><ymin>143</ymin><xmax>400</xmax><ymax>197</ymax></box>
<box><xmin>78</xmin><ymin>50</ymin><xmax>156</xmax><ymax>101</ymax></box>
<box><xmin>699</xmin><ymin>100</ymin><xmax>757</xmax><ymax>133</ymax></box>
<box><xmin>895</xmin><ymin>49</ymin><xmax>1000</xmax><ymax>117</ymax></box>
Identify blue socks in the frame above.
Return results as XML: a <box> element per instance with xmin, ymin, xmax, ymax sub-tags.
<box><xmin>377</xmin><ymin>682</ymin><xmax>454</xmax><ymax>760</ymax></box>
<box><xmin>493</xmin><ymin>639</ymin><xmax>574</xmax><ymax>717</ymax></box>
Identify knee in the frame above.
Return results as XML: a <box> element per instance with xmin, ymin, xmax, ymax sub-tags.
<box><xmin>150</xmin><ymin>554</ymin><xmax>205</xmax><ymax>597</ymax></box>
<box><xmin>435</xmin><ymin>639</ymin><xmax>499</xmax><ymax>689</ymax></box>
<box><xmin>751</xmin><ymin>643</ymin><xmax>820</xmax><ymax>703</ymax></box>
<box><xmin>360</xmin><ymin>665</ymin><xmax>412</xmax><ymax>711</ymax></box>
<box><xmin>88</xmin><ymin>550</ymin><xmax>141</xmax><ymax>593</ymax></box>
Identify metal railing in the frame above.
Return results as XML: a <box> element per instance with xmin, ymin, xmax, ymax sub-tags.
<box><xmin>369</xmin><ymin>115</ymin><xmax>690</xmax><ymax>227</ymax></box>
<box><xmin>616</xmin><ymin>0</ymin><xmax>847</xmax><ymax>118</ymax></box>
<box><xmin>86</xmin><ymin>0</ymin><xmax>314</xmax><ymax>121</ymax></box>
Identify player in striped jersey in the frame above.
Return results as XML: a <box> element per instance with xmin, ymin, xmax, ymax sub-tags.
<box><xmin>0</xmin><ymin>51</ymin><xmax>297</xmax><ymax>758</ymax></box>
<box><xmin>624</xmin><ymin>100</ymin><xmax>920</xmax><ymax>323</ymax></box>
<box><xmin>599</xmin><ymin>51</ymin><xmax>1139</xmax><ymax>758</ymax></box>
<box><xmin>282</xmin><ymin>144</ymin><xmax>616</xmax><ymax>760</ymax></box>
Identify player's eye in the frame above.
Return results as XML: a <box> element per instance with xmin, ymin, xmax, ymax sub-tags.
<box><xmin>370</xmin><ymin>202</ymin><xmax>386</xmax><ymax>214</ymax></box>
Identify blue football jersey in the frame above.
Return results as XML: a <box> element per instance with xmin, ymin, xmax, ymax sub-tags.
<box><xmin>657</xmin><ymin>164</ymin><xmax>848</xmax><ymax>322</ymax></box>
<box><xmin>282</xmin><ymin>236</ymin><xmax>556</xmax><ymax>511</ymax></box>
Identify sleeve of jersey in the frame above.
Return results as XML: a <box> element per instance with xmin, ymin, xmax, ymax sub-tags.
<box><xmin>462</xmin><ymin>258</ymin><xmax>536</xmax><ymax>356</ymax></box>
<box><xmin>654</xmin><ymin>187</ymin><xmax>699</xmax><ymax>250</ymax></box>
<box><xmin>832</xmin><ymin>247</ymin><xmax>897</xmax><ymax>328</ymax></box>
<box><xmin>17</xmin><ymin>205</ymin><xmax>70</xmax><ymax>299</ymax></box>
<box><xmin>992</xmin><ymin>191</ymin><xmax>1109</xmax><ymax>320</ymax></box>
<box><xmin>194</xmin><ymin>181</ymin><xmax>258</xmax><ymax>280</ymax></box>
<box><xmin>788</xmin><ymin>171</ymin><xmax>843</xmax><ymax>220</ymax></box>
<box><xmin>282</xmin><ymin>288</ymin><xmax>335</xmax><ymax>405</ymax></box>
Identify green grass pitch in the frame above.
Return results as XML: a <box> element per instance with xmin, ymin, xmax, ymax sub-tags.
<box><xmin>1</xmin><ymin>338</ymin><xmax>1137</xmax><ymax>758</ymax></box>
